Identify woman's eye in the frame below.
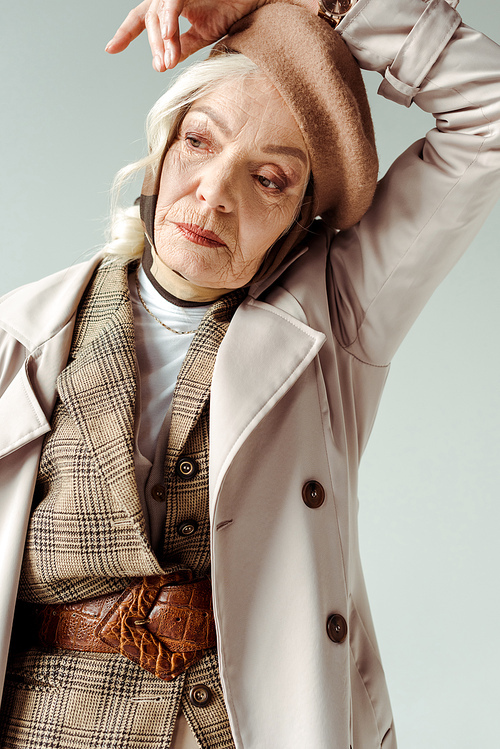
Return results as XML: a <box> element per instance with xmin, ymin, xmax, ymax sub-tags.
<box><xmin>185</xmin><ymin>135</ymin><xmax>204</xmax><ymax>149</ymax></box>
<box><xmin>257</xmin><ymin>175</ymin><xmax>281</xmax><ymax>191</ymax></box>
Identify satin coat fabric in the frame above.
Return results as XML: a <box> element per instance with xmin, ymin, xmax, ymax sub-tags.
<box><xmin>1</xmin><ymin>0</ymin><xmax>499</xmax><ymax>746</ymax></box>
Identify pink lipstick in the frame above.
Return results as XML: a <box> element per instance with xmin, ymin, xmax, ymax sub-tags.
<box><xmin>175</xmin><ymin>223</ymin><xmax>227</xmax><ymax>248</ymax></box>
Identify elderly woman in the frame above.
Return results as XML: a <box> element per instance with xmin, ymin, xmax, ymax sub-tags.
<box><xmin>0</xmin><ymin>0</ymin><xmax>498</xmax><ymax>747</ymax></box>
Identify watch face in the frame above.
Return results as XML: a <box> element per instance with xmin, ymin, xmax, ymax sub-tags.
<box><xmin>321</xmin><ymin>0</ymin><xmax>353</xmax><ymax>15</ymax></box>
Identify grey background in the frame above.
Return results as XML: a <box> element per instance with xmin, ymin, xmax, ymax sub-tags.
<box><xmin>1</xmin><ymin>2</ymin><xmax>499</xmax><ymax>746</ymax></box>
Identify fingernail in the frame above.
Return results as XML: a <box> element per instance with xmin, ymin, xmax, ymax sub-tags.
<box><xmin>154</xmin><ymin>55</ymin><xmax>162</xmax><ymax>72</ymax></box>
<box><xmin>160</xmin><ymin>24</ymin><xmax>166</xmax><ymax>39</ymax></box>
<box><xmin>105</xmin><ymin>40</ymin><xmax>112</xmax><ymax>51</ymax></box>
<box><xmin>164</xmin><ymin>49</ymin><xmax>171</xmax><ymax>69</ymax></box>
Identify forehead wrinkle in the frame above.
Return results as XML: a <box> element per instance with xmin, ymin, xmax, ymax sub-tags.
<box><xmin>190</xmin><ymin>81</ymin><xmax>292</xmax><ymax>136</ymax></box>
<box><xmin>189</xmin><ymin>106</ymin><xmax>233</xmax><ymax>137</ymax></box>
<box><xmin>189</xmin><ymin>89</ymin><xmax>308</xmax><ymax>173</ymax></box>
<box><xmin>252</xmin><ymin>84</ymin><xmax>309</xmax><ymax>169</ymax></box>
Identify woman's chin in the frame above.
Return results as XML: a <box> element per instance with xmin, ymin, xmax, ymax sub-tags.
<box><xmin>156</xmin><ymin>258</ymin><xmax>235</xmax><ymax>299</ymax></box>
<box><xmin>172</xmin><ymin>265</ymin><xmax>229</xmax><ymax>290</ymax></box>
<box><xmin>158</xmin><ymin>250</ymin><xmax>218</xmax><ymax>288</ymax></box>
<box><xmin>156</xmin><ymin>246</ymin><xmax>252</xmax><ymax>292</ymax></box>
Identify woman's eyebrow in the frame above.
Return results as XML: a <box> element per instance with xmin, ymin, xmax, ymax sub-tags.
<box><xmin>261</xmin><ymin>145</ymin><xmax>308</xmax><ymax>166</ymax></box>
<box><xmin>189</xmin><ymin>106</ymin><xmax>308</xmax><ymax>167</ymax></box>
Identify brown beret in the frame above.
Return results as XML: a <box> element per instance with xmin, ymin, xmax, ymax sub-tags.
<box><xmin>211</xmin><ymin>2</ymin><xmax>378</xmax><ymax>229</ymax></box>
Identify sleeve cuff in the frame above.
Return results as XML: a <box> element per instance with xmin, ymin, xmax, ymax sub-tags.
<box><xmin>378</xmin><ymin>0</ymin><xmax>461</xmax><ymax>106</ymax></box>
<box><xmin>338</xmin><ymin>0</ymin><xmax>462</xmax><ymax>106</ymax></box>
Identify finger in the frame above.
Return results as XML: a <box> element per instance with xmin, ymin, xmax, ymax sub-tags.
<box><xmin>105</xmin><ymin>1</ymin><xmax>151</xmax><ymax>54</ymax></box>
<box><xmin>145</xmin><ymin>6</ymin><xmax>167</xmax><ymax>71</ymax></box>
<box><xmin>165</xmin><ymin>28</ymin><xmax>181</xmax><ymax>69</ymax></box>
<box><xmin>158</xmin><ymin>0</ymin><xmax>184</xmax><ymax>67</ymax></box>
<box><xmin>177</xmin><ymin>28</ymin><xmax>213</xmax><ymax>63</ymax></box>
<box><xmin>158</xmin><ymin>0</ymin><xmax>184</xmax><ymax>41</ymax></box>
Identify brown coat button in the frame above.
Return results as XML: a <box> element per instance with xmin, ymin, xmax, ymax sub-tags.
<box><xmin>177</xmin><ymin>520</ymin><xmax>198</xmax><ymax>537</ymax></box>
<box><xmin>151</xmin><ymin>484</ymin><xmax>165</xmax><ymax>502</ymax></box>
<box><xmin>326</xmin><ymin>614</ymin><xmax>348</xmax><ymax>643</ymax></box>
<box><xmin>175</xmin><ymin>458</ymin><xmax>199</xmax><ymax>479</ymax></box>
<box><xmin>189</xmin><ymin>684</ymin><xmax>211</xmax><ymax>707</ymax></box>
<box><xmin>302</xmin><ymin>481</ymin><xmax>325</xmax><ymax>508</ymax></box>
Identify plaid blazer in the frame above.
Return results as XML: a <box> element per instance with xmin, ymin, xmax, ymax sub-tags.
<box><xmin>0</xmin><ymin>256</ymin><xmax>242</xmax><ymax>749</ymax></box>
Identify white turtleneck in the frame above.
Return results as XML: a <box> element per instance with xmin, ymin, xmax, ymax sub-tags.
<box><xmin>128</xmin><ymin>264</ymin><xmax>211</xmax><ymax>464</ymax></box>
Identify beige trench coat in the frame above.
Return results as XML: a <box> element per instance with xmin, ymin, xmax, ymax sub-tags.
<box><xmin>1</xmin><ymin>0</ymin><xmax>499</xmax><ymax>746</ymax></box>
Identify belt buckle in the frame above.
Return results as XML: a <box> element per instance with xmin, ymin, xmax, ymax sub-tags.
<box><xmin>96</xmin><ymin>571</ymin><xmax>216</xmax><ymax>681</ymax></box>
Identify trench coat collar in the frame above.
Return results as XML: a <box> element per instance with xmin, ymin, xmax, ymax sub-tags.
<box><xmin>0</xmin><ymin>252</ymin><xmax>107</xmax><ymax>352</ymax></box>
<box><xmin>0</xmin><ymin>252</ymin><xmax>107</xmax><ymax>460</ymax></box>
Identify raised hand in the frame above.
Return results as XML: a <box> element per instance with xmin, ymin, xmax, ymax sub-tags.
<box><xmin>105</xmin><ymin>0</ymin><xmax>268</xmax><ymax>71</ymax></box>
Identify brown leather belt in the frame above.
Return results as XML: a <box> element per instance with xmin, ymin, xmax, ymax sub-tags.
<box><xmin>36</xmin><ymin>570</ymin><xmax>216</xmax><ymax>682</ymax></box>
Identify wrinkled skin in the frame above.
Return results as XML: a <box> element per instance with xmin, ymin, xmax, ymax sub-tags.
<box><xmin>154</xmin><ymin>75</ymin><xmax>309</xmax><ymax>293</ymax></box>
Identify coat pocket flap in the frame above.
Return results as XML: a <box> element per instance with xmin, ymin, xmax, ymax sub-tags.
<box><xmin>0</xmin><ymin>361</ymin><xmax>50</xmax><ymax>459</ymax></box>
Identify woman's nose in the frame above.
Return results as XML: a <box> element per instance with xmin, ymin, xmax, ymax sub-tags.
<box><xmin>195</xmin><ymin>158</ymin><xmax>236</xmax><ymax>213</ymax></box>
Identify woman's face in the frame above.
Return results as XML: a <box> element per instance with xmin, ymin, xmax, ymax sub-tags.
<box><xmin>154</xmin><ymin>75</ymin><xmax>309</xmax><ymax>290</ymax></box>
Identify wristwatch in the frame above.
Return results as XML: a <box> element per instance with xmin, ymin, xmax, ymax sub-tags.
<box><xmin>317</xmin><ymin>0</ymin><xmax>357</xmax><ymax>28</ymax></box>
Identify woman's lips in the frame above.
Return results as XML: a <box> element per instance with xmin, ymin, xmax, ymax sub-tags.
<box><xmin>175</xmin><ymin>223</ymin><xmax>227</xmax><ymax>248</ymax></box>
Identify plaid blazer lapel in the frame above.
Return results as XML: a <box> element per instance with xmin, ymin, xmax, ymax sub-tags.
<box><xmin>56</xmin><ymin>257</ymin><xmax>144</xmax><ymax>525</ymax></box>
<box><xmin>164</xmin><ymin>288</ymin><xmax>246</xmax><ymax>477</ymax></box>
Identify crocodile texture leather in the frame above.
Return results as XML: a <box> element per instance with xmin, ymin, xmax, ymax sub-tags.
<box><xmin>97</xmin><ymin>572</ymin><xmax>216</xmax><ymax>681</ymax></box>
<box><xmin>37</xmin><ymin>591</ymin><xmax>118</xmax><ymax>653</ymax></box>
<box><xmin>37</xmin><ymin>571</ymin><xmax>217</xmax><ymax>682</ymax></box>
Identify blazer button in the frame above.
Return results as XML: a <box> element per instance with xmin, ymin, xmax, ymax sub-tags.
<box><xmin>326</xmin><ymin>614</ymin><xmax>348</xmax><ymax>644</ymax></box>
<box><xmin>151</xmin><ymin>484</ymin><xmax>166</xmax><ymax>502</ymax></box>
<box><xmin>189</xmin><ymin>684</ymin><xmax>211</xmax><ymax>707</ymax></box>
<box><xmin>175</xmin><ymin>457</ymin><xmax>199</xmax><ymax>479</ymax></box>
<box><xmin>177</xmin><ymin>520</ymin><xmax>199</xmax><ymax>537</ymax></box>
<box><xmin>302</xmin><ymin>481</ymin><xmax>325</xmax><ymax>508</ymax></box>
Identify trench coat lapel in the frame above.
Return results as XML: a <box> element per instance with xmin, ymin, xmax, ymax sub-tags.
<box><xmin>0</xmin><ymin>362</ymin><xmax>51</xmax><ymax>459</ymax></box>
<box><xmin>56</xmin><ymin>258</ymin><xmax>143</xmax><ymax>525</ymax></box>
<box><xmin>209</xmin><ymin>296</ymin><xmax>326</xmax><ymax>506</ymax></box>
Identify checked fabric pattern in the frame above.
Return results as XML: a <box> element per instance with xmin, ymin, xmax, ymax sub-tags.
<box><xmin>162</xmin><ymin>285</ymin><xmax>246</xmax><ymax>572</ymax></box>
<box><xmin>0</xmin><ymin>256</ymin><xmax>243</xmax><ymax>749</ymax></box>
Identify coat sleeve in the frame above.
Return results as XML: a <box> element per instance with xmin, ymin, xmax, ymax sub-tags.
<box><xmin>327</xmin><ymin>0</ymin><xmax>500</xmax><ymax>366</ymax></box>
